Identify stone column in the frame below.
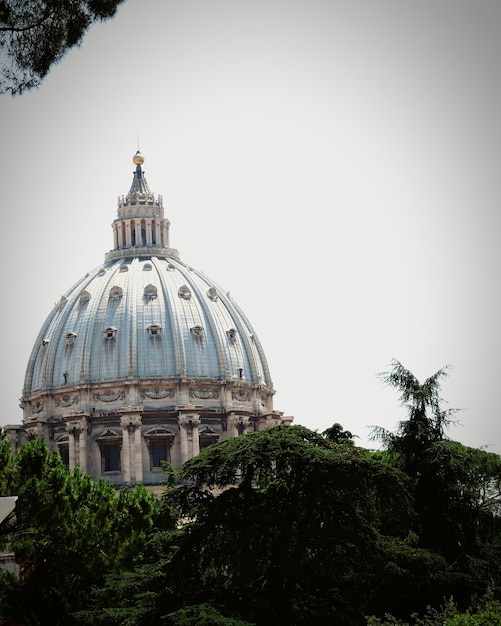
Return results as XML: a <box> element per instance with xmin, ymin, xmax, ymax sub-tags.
<box><xmin>120</xmin><ymin>411</ymin><xmax>143</xmax><ymax>485</ymax></box>
<box><xmin>67</xmin><ymin>427</ymin><xmax>76</xmax><ymax>470</ymax></box>
<box><xmin>79</xmin><ymin>422</ymin><xmax>88</xmax><ymax>474</ymax></box>
<box><xmin>154</xmin><ymin>220</ymin><xmax>161</xmax><ymax>246</ymax></box>
<box><xmin>117</xmin><ymin>222</ymin><xmax>124</xmax><ymax>248</ymax></box>
<box><xmin>65</xmin><ymin>418</ymin><xmax>88</xmax><ymax>471</ymax></box>
<box><xmin>178</xmin><ymin>413</ymin><xmax>201</xmax><ymax>464</ymax></box>
<box><xmin>145</xmin><ymin>218</ymin><xmax>152</xmax><ymax>245</ymax></box>
<box><xmin>227</xmin><ymin>414</ymin><xmax>250</xmax><ymax>439</ymax></box>
<box><xmin>125</xmin><ymin>220</ymin><xmax>132</xmax><ymax>246</ymax></box>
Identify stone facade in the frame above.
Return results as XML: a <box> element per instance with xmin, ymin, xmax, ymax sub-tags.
<box><xmin>9</xmin><ymin>152</ymin><xmax>292</xmax><ymax>485</ymax></box>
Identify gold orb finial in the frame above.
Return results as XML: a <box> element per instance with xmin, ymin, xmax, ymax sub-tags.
<box><xmin>133</xmin><ymin>151</ymin><xmax>144</xmax><ymax>166</ymax></box>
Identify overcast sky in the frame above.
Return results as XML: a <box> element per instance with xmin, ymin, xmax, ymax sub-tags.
<box><xmin>1</xmin><ymin>0</ymin><xmax>500</xmax><ymax>453</ymax></box>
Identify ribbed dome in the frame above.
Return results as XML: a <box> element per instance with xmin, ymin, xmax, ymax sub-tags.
<box><xmin>16</xmin><ymin>152</ymin><xmax>286</xmax><ymax>484</ymax></box>
<box><xmin>23</xmin><ymin>255</ymin><xmax>272</xmax><ymax>393</ymax></box>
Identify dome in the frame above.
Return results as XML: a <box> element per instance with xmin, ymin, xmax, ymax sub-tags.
<box><xmin>24</xmin><ymin>257</ymin><xmax>271</xmax><ymax>392</ymax></box>
<box><xmin>17</xmin><ymin>153</ymin><xmax>289</xmax><ymax>485</ymax></box>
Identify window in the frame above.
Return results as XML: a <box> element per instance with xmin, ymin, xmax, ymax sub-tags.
<box><xmin>178</xmin><ymin>285</ymin><xmax>191</xmax><ymax>299</ymax></box>
<box><xmin>147</xmin><ymin>324</ymin><xmax>162</xmax><ymax>337</ymax></box>
<box><xmin>65</xmin><ymin>332</ymin><xmax>77</xmax><ymax>346</ymax></box>
<box><xmin>151</xmin><ymin>442</ymin><xmax>169</xmax><ymax>469</ymax></box>
<box><xmin>144</xmin><ymin>284</ymin><xmax>158</xmax><ymax>300</ymax></box>
<box><xmin>109</xmin><ymin>287</ymin><xmax>123</xmax><ymax>302</ymax></box>
<box><xmin>103</xmin><ymin>445</ymin><xmax>120</xmax><ymax>472</ymax></box>
<box><xmin>103</xmin><ymin>327</ymin><xmax>117</xmax><ymax>340</ymax></box>
<box><xmin>144</xmin><ymin>428</ymin><xmax>174</xmax><ymax>470</ymax></box>
<box><xmin>58</xmin><ymin>444</ymin><xmax>69</xmax><ymax>466</ymax></box>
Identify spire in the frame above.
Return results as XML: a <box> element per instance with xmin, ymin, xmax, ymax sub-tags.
<box><xmin>126</xmin><ymin>151</ymin><xmax>154</xmax><ymax>203</ymax></box>
<box><xmin>105</xmin><ymin>151</ymin><xmax>180</xmax><ymax>263</ymax></box>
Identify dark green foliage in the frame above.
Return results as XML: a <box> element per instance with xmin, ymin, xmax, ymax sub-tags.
<box><xmin>165</xmin><ymin>425</ymin><xmax>445</xmax><ymax>624</ymax></box>
<box><xmin>1</xmin><ymin>362</ymin><xmax>501</xmax><ymax>626</ymax></box>
<box><xmin>0</xmin><ymin>0</ymin><xmax>125</xmax><ymax>94</ymax></box>
<box><xmin>0</xmin><ymin>435</ymin><xmax>158</xmax><ymax>625</ymax></box>
<box><xmin>370</xmin><ymin>360</ymin><xmax>501</xmax><ymax>610</ymax></box>
<box><xmin>163</xmin><ymin>602</ymin><xmax>255</xmax><ymax>625</ymax></box>
<box><xmin>322</xmin><ymin>422</ymin><xmax>356</xmax><ymax>445</ymax></box>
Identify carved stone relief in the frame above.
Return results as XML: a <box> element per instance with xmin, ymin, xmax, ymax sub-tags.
<box><xmin>232</xmin><ymin>389</ymin><xmax>250</xmax><ymax>402</ymax></box>
<box><xmin>93</xmin><ymin>390</ymin><xmax>125</xmax><ymax>403</ymax></box>
<box><xmin>190</xmin><ymin>388</ymin><xmax>219</xmax><ymax>400</ymax></box>
<box><xmin>55</xmin><ymin>394</ymin><xmax>79</xmax><ymax>407</ymax></box>
<box><xmin>141</xmin><ymin>387</ymin><xmax>174</xmax><ymax>400</ymax></box>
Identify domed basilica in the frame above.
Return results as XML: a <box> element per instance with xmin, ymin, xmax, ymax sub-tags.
<box><xmin>8</xmin><ymin>152</ymin><xmax>291</xmax><ymax>486</ymax></box>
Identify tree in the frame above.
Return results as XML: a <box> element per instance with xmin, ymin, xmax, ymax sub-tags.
<box><xmin>77</xmin><ymin>425</ymin><xmax>453</xmax><ymax>625</ymax></box>
<box><xmin>0</xmin><ymin>0</ymin><xmax>126</xmax><ymax>95</ymax></box>
<box><xmin>322</xmin><ymin>422</ymin><xmax>356</xmax><ymax>445</ymax></box>
<box><xmin>370</xmin><ymin>359</ymin><xmax>459</xmax><ymax>471</ymax></box>
<box><xmin>371</xmin><ymin>360</ymin><xmax>501</xmax><ymax>606</ymax></box>
<box><xmin>1</xmin><ymin>437</ymin><xmax>158</xmax><ymax>625</ymax></box>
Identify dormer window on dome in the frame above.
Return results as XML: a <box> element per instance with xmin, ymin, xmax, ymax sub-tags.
<box><xmin>227</xmin><ymin>328</ymin><xmax>237</xmax><ymax>343</ymax></box>
<box><xmin>178</xmin><ymin>285</ymin><xmax>191</xmax><ymax>300</ymax></box>
<box><xmin>103</xmin><ymin>327</ymin><xmax>117</xmax><ymax>340</ymax></box>
<box><xmin>79</xmin><ymin>290</ymin><xmax>91</xmax><ymax>304</ymax></box>
<box><xmin>190</xmin><ymin>325</ymin><xmax>204</xmax><ymax>341</ymax></box>
<box><xmin>207</xmin><ymin>286</ymin><xmax>218</xmax><ymax>301</ymax></box>
<box><xmin>109</xmin><ymin>287</ymin><xmax>123</xmax><ymax>302</ymax></box>
<box><xmin>147</xmin><ymin>324</ymin><xmax>162</xmax><ymax>337</ymax></box>
<box><xmin>144</xmin><ymin>285</ymin><xmax>158</xmax><ymax>300</ymax></box>
<box><xmin>65</xmin><ymin>332</ymin><xmax>77</xmax><ymax>346</ymax></box>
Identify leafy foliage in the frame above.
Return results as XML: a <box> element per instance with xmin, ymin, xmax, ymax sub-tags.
<box><xmin>370</xmin><ymin>360</ymin><xmax>501</xmax><ymax>608</ymax></box>
<box><xmin>0</xmin><ymin>0</ymin><xmax>125</xmax><ymax>94</ymax></box>
<box><xmin>1</xmin><ymin>436</ymin><xmax>158</xmax><ymax>625</ymax></box>
<box><xmin>1</xmin><ymin>362</ymin><xmax>501</xmax><ymax>626</ymax></box>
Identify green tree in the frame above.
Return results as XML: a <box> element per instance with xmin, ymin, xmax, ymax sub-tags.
<box><xmin>143</xmin><ymin>426</ymin><xmax>451</xmax><ymax>623</ymax></box>
<box><xmin>3</xmin><ymin>437</ymin><xmax>158</xmax><ymax>625</ymax></box>
<box><xmin>322</xmin><ymin>422</ymin><xmax>356</xmax><ymax>445</ymax></box>
<box><xmin>0</xmin><ymin>0</ymin><xmax>125</xmax><ymax>95</ymax></box>
<box><xmin>371</xmin><ymin>360</ymin><xmax>501</xmax><ymax>606</ymax></box>
<box><xmin>74</xmin><ymin>425</ymin><xmax>461</xmax><ymax>625</ymax></box>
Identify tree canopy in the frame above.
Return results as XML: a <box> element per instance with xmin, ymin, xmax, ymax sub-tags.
<box><xmin>0</xmin><ymin>0</ymin><xmax>125</xmax><ymax>95</ymax></box>
<box><xmin>0</xmin><ymin>361</ymin><xmax>500</xmax><ymax>625</ymax></box>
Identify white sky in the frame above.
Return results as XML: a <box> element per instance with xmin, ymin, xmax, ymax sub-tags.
<box><xmin>1</xmin><ymin>0</ymin><xmax>500</xmax><ymax>453</ymax></box>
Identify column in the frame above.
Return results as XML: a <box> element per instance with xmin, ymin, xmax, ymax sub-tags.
<box><xmin>120</xmin><ymin>412</ymin><xmax>143</xmax><ymax>484</ymax></box>
<box><xmin>178</xmin><ymin>417</ymin><xmax>189</xmax><ymax>465</ymax></box>
<box><xmin>121</xmin><ymin>424</ymin><xmax>131</xmax><ymax>483</ymax></box>
<box><xmin>178</xmin><ymin>413</ymin><xmax>201</xmax><ymax>463</ymax></box>
<box><xmin>125</xmin><ymin>220</ymin><xmax>132</xmax><ymax>246</ymax></box>
<box><xmin>118</xmin><ymin>222</ymin><xmax>124</xmax><ymax>248</ymax></box>
<box><xmin>68</xmin><ymin>428</ymin><xmax>76</xmax><ymax>470</ymax></box>
<box><xmin>79</xmin><ymin>423</ymin><xmax>88</xmax><ymax>473</ymax></box>
<box><xmin>227</xmin><ymin>414</ymin><xmax>250</xmax><ymax>438</ymax></box>
<box><xmin>65</xmin><ymin>418</ymin><xmax>88</xmax><ymax>471</ymax></box>
<box><xmin>134</xmin><ymin>425</ymin><xmax>143</xmax><ymax>484</ymax></box>
<box><xmin>145</xmin><ymin>218</ymin><xmax>152</xmax><ymax>245</ymax></box>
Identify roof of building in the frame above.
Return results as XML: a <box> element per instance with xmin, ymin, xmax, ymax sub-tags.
<box><xmin>22</xmin><ymin>153</ymin><xmax>273</xmax><ymax>398</ymax></box>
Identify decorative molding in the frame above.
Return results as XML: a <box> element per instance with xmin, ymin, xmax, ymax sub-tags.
<box><xmin>178</xmin><ymin>414</ymin><xmax>200</xmax><ymax>428</ymax></box>
<box><xmin>190</xmin><ymin>388</ymin><xmax>218</xmax><ymax>400</ymax></box>
<box><xmin>55</xmin><ymin>394</ymin><xmax>79</xmax><ymax>407</ymax></box>
<box><xmin>120</xmin><ymin>415</ymin><xmax>142</xmax><ymax>430</ymax></box>
<box><xmin>32</xmin><ymin>400</ymin><xmax>43</xmax><ymax>414</ymax></box>
<box><xmin>141</xmin><ymin>387</ymin><xmax>174</xmax><ymax>400</ymax></box>
<box><xmin>93</xmin><ymin>390</ymin><xmax>125</xmax><ymax>403</ymax></box>
<box><xmin>232</xmin><ymin>389</ymin><xmax>250</xmax><ymax>402</ymax></box>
